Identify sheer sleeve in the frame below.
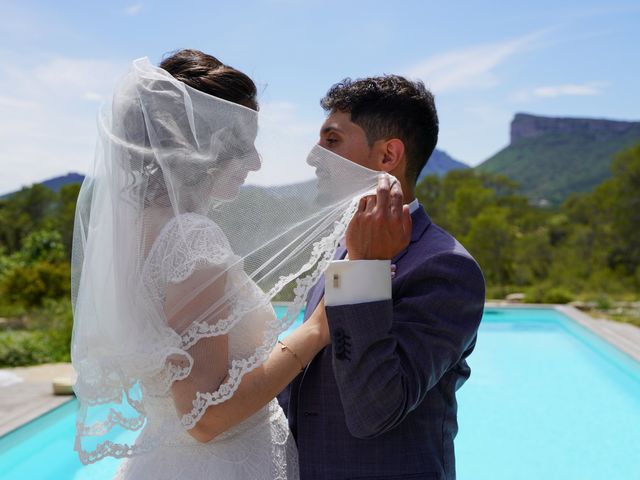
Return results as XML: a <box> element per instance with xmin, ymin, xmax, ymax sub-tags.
<box><xmin>158</xmin><ymin>214</ymin><xmax>239</xmax><ymax>422</ymax></box>
<box><xmin>165</xmin><ymin>264</ymin><xmax>231</xmax><ymax>421</ymax></box>
<box><xmin>145</xmin><ymin>213</ymin><xmax>278</xmax><ymax>433</ymax></box>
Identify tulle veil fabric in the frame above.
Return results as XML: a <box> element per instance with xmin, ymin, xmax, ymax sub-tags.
<box><xmin>70</xmin><ymin>57</ymin><xmax>382</xmax><ymax>464</ymax></box>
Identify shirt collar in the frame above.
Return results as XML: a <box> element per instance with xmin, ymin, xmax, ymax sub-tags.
<box><xmin>407</xmin><ymin>198</ymin><xmax>420</xmax><ymax>214</ymax></box>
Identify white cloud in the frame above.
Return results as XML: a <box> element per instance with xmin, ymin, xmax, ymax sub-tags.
<box><xmin>0</xmin><ymin>56</ymin><xmax>125</xmax><ymax>194</ymax></box>
<box><xmin>405</xmin><ymin>32</ymin><xmax>543</xmax><ymax>94</ymax></box>
<box><xmin>511</xmin><ymin>81</ymin><xmax>609</xmax><ymax>102</ymax></box>
<box><xmin>123</xmin><ymin>4</ymin><xmax>143</xmax><ymax>16</ymax></box>
<box><xmin>533</xmin><ymin>81</ymin><xmax>608</xmax><ymax>98</ymax></box>
<box><xmin>0</xmin><ymin>95</ymin><xmax>37</xmax><ymax>109</ymax></box>
<box><xmin>32</xmin><ymin>57</ymin><xmax>123</xmax><ymax>97</ymax></box>
<box><xmin>83</xmin><ymin>92</ymin><xmax>104</xmax><ymax>102</ymax></box>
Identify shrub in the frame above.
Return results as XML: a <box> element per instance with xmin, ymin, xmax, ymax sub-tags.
<box><xmin>0</xmin><ymin>330</ymin><xmax>54</xmax><ymax>367</ymax></box>
<box><xmin>0</xmin><ymin>299</ymin><xmax>73</xmax><ymax>367</ymax></box>
<box><xmin>1</xmin><ymin>261</ymin><xmax>71</xmax><ymax>307</ymax></box>
<box><xmin>525</xmin><ymin>285</ymin><xmax>574</xmax><ymax>304</ymax></box>
<box><xmin>17</xmin><ymin>230</ymin><xmax>66</xmax><ymax>264</ymax></box>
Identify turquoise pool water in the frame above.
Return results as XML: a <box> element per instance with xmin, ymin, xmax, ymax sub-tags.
<box><xmin>1</xmin><ymin>307</ymin><xmax>638</xmax><ymax>479</ymax></box>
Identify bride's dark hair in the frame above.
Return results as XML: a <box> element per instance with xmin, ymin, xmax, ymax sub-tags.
<box><xmin>119</xmin><ymin>50</ymin><xmax>258</xmax><ymax>207</ymax></box>
<box><xmin>160</xmin><ymin>49</ymin><xmax>258</xmax><ymax>111</ymax></box>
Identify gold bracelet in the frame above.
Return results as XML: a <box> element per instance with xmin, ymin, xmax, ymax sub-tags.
<box><xmin>278</xmin><ymin>340</ymin><xmax>305</xmax><ymax>372</ymax></box>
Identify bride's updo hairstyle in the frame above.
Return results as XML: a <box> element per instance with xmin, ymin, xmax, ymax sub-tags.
<box><xmin>118</xmin><ymin>49</ymin><xmax>259</xmax><ymax>207</ymax></box>
<box><xmin>159</xmin><ymin>49</ymin><xmax>258</xmax><ymax>111</ymax></box>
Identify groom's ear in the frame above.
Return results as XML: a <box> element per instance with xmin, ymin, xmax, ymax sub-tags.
<box><xmin>379</xmin><ymin>138</ymin><xmax>405</xmax><ymax>173</ymax></box>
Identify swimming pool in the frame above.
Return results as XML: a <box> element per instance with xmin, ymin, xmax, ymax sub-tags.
<box><xmin>1</xmin><ymin>307</ymin><xmax>638</xmax><ymax>479</ymax></box>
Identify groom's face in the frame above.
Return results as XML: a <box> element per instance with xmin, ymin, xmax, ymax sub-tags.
<box><xmin>318</xmin><ymin>111</ymin><xmax>378</xmax><ymax>170</ymax></box>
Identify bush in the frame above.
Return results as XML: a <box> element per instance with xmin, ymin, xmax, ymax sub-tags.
<box><xmin>30</xmin><ymin>299</ymin><xmax>73</xmax><ymax>360</ymax></box>
<box><xmin>485</xmin><ymin>284</ymin><xmax>513</xmax><ymax>300</ymax></box>
<box><xmin>0</xmin><ymin>299</ymin><xmax>73</xmax><ymax>367</ymax></box>
<box><xmin>17</xmin><ymin>230</ymin><xmax>66</xmax><ymax>264</ymax></box>
<box><xmin>0</xmin><ymin>330</ymin><xmax>54</xmax><ymax>367</ymax></box>
<box><xmin>525</xmin><ymin>285</ymin><xmax>574</xmax><ymax>304</ymax></box>
<box><xmin>0</xmin><ymin>302</ymin><xmax>27</xmax><ymax>319</ymax></box>
<box><xmin>595</xmin><ymin>296</ymin><xmax>612</xmax><ymax>311</ymax></box>
<box><xmin>1</xmin><ymin>261</ymin><xmax>70</xmax><ymax>307</ymax></box>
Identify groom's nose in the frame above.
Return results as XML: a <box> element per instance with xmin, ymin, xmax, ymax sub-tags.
<box><xmin>306</xmin><ymin>152</ymin><xmax>319</xmax><ymax>167</ymax></box>
<box><xmin>306</xmin><ymin>144</ymin><xmax>326</xmax><ymax>168</ymax></box>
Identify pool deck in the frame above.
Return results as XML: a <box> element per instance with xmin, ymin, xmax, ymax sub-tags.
<box><xmin>557</xmin><ymin>305</ymin><xmax>640</xmax><ymax>362</ymax></box>
<box><xmin>1</xmin><ymin>305</ymin><xmax>639</xmax><ymax>438</ymax></box>
<box><xmin>0</xmin><ymin>363</ymin><xmax>75</xmax><ymax>437</ymax></box>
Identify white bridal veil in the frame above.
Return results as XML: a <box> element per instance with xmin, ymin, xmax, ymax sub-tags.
<box><xmin>70</xmin><ymin>58</ymin><xmax>382</xmax><ymax>463</ymax></box>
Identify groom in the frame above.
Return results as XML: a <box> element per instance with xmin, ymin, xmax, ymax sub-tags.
<box><xmin>279</xmin><ymin>76</ymin><xmax>485</xmax><ymax>479</ymax></box>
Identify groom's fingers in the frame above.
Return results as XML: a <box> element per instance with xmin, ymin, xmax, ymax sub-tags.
<box><xmin>375</xmin><ymin>174</ymin><xmax>391</xmax><ymax>215</ymax></box>
<box><xmin>357</xmin><ymin>196</ymin><xmax>368</xmax><ymax>213</ymax></box>
<box><xmin>389</xmin><ymin>180</ymin><xmax>403</xmax><ymax>219</ymax></box>
<box><xmin>365</xmin><ymin>195</ymin><xmax>376</xmax><ymax>213</ymax></box>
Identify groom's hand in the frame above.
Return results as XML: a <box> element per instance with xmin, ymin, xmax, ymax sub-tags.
<box><xmin>346</xmin><ymin>174</ymin><xmax>412</xmax><ymax>261</ymax></box>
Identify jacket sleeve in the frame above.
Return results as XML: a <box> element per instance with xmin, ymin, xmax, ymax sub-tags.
<box><xmin>276</xmin><ymin>384</ymin><xmax>291</xmax><ymax>414</ymax></box>
<box><xmin>326</xmin><ymin>252</ymin><xmax>485</xmax><ymax>439</ymax></box>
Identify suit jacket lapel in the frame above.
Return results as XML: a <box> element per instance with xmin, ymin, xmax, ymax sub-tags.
<box><xmin>304</xmin><ymin>245</ymin><xmax>347</xmax><ymax>320</ymax></box>
<box><xmin>392</xmin><ymin>206</ymin><xmax>431</xmax><ymax>264</ymax></box>
<box><xmin>304</xmin><ymin>278</ymin><xmax>324</xmax><ymax>320</ymax></box>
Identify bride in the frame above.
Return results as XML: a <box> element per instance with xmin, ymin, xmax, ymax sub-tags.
<box><xmin>70</xmin><ymin>50</ymin><xmax>381</xmax><ymax>479</ymax></box>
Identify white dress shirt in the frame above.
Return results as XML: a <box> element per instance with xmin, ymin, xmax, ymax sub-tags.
<box><xmin>325</xmin><ymin>199</ymin><xmax>419</xmax><ymax>306</ymax></box>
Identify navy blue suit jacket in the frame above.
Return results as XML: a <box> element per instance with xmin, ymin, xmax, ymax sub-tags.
<box><xmin>278</xmin><ymin>206</ymin><xmax>485</xmax><ymax>480</ymax></box>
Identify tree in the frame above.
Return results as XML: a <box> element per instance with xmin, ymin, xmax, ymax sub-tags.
<box><xmin>0</xmin><ymin>184</ymin><xmax>56</xmax><ymax>254</ymax></box>
<box><xmin>463</xmin><ymin>206</ymin><xmax>516</xmax><ymax>285</ymax></box>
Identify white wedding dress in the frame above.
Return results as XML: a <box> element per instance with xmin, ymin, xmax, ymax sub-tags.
<box><xmin>114</xmin><ymin>213</ymin><xmax>299</xmax><ymax>480</ymax></box>
<box><xmin>114</xmin><ymin>397</ymin><xmax>298</xmax><ymax>479</ymax></box>
<box><xmin>71</xmin><ymin>58</ymin><xmax>379</xmax><ymax>478</ymax></box>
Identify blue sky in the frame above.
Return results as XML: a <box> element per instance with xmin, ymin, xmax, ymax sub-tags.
<box><xmin>1</xmin><ymin>0</ymin><xmax>639</xmax><ymax>193</ymax></box>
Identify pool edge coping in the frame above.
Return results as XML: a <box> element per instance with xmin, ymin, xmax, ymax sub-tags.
<box><xmin>0</xmin><ymin>394</ymin><xmax>74</xmax><ymax>440</ymax></box>
<box><xmin>486</xmin><ymin>302</ymin><xmax>640</xmax><ymax>363</ymax></box>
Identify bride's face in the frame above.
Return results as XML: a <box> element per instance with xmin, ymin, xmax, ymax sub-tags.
<box><xmin>205</xmin><ymin>116</ymin><xmax>261</xmax><ymax>200</ymax></box>
<box><xmin>209</xmin><ymin>142</ymin><xmax>261</xmax><ymax>200</ymax></box>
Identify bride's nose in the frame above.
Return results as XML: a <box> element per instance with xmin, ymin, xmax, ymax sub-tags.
<box><xmin>247</xmin><ymin>149</ymin><xmax>261</xmax><ymax>171</ymax></box>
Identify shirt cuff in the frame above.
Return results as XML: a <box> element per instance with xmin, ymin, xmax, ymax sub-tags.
<box><xmin>324</xmin><ymin>260</ymin><xmax>392</xmax><ymax>306</ymax></box>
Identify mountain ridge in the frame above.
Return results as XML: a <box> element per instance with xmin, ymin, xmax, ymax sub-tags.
<box><xmin>477</xmin><ymin>113</ymin><xmax>640</xmax><ymax>205</ymax></box>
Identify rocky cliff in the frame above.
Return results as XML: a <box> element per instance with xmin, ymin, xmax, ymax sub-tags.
<box><xmin>510</xmin><ymin>113</ymin><xmax>640</xmax><ymax>144</ymax></box>
<box><xmin>478</xmin><ymin>113</ymin><xmax>640</xmax><ymax>205</ymax></box>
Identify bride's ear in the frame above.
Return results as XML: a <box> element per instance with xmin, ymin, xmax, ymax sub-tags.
<box><xmin>378</xmin><ymin>139</ymin><xmax>405</xmax><ymax>173</ymax></box>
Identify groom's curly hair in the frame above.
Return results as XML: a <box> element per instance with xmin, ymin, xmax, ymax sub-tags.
<box><xmin>321</xmin><ymin>76</ymin><xmax>438</xmax><ymax>184</ymax></box>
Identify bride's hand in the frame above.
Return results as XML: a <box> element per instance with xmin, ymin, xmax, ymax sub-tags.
<box><xmin>307</xmin><ymin>298</ymin><xmax>330</xmax><ymax>348</ymax></box>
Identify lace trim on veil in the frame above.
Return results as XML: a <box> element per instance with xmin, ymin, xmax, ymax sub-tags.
<box><xmin>74</xmin><ymin>199</ymin><xmax>358</xmax><ymax>464</ymax></box>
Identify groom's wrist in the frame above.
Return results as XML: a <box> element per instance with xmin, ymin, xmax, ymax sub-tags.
<box><xmin>324</xmin><ymin>260</ymin><xmax>391</xmax><ymax>307</ymax></box>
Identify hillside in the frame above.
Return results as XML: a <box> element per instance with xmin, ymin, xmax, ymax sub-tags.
<box><xmin>1</xmin><ymin>172</ymin><xmax>85</xmax><ymax>199</ymax></box>
<box><xmin>418</xmin><ymin>149</ymin><xmax>468</xmax><ymax>182</ymax></box>
<box><xmin>40</xmin><ymin>172</ymin><xmax>85</xmax><ymax>192</ymax></box>
<box><xmin>477</xmin><ymin>113</ymin><xmax>640</xmax><ymax>205</ymax></box>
